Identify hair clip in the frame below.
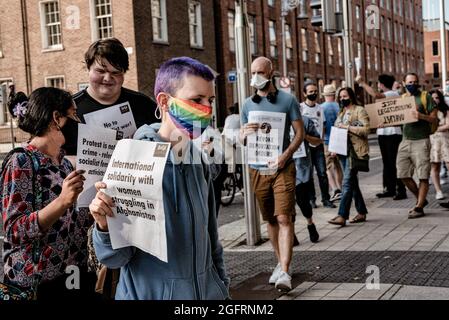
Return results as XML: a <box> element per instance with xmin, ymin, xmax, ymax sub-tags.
<box><xmin>13</xmin><ymin>101</ymin><xmax>28</xmax><ymax>118</ymax></box>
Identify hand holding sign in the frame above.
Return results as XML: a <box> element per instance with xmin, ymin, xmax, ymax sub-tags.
<box><xmin>89</xmin><ymin>181</ymin><xmax>115</xmax><ymax>232</ymax></box>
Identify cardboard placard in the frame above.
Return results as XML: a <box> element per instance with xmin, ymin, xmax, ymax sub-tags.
<box><xmin>365</xmin><ymin>96</ymin><xmax>418</xmax><ymax>128</ymax></box>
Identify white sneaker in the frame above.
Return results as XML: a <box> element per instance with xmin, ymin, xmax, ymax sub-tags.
<box><xmin>275</xmin><ymin>271</ymin><xmax>292</xmax><ymax>291</ymax></box>
<box><xmin>268</xmin><ymin>263</ymin><xmax>281</xmax><ymax>284</ymax></box>
<box><xmin>436</xmin><ymin>191</ymin><xmax>445</xmax><ymax>200</ymax></box>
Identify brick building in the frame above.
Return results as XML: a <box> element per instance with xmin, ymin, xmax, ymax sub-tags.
<box><xmin>0</xmin><ymin>0</ymin><xmax>217</xmax><ymax>127</ymax></box>
<box><xmin>423</xmin><ymin>19</ymin><xmax>449</xmax><ymax>90</ymax></box>
<box><xmin>215</xmin><ymin>0</ymin><xmax>425</xmax><ymax>114</ymax></box>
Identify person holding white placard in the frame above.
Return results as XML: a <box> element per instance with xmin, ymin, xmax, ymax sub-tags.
<box><xmin>240</xmin><ymin>57</ymin><xmax>304</xmax><ymax>292</ymax></box>
<box><xmin>89</xmin><ymin>57</ymin><xmax>229</xmax><ymax>300</ymax></box>
<box><xmin>328</xmin><ymin>88</ymin><xmax>370</xmax><ymax>227</ymax></box>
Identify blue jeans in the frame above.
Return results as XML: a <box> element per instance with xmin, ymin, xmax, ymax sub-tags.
<box><xmin>338</xmin><ymin>155</ymin><xmax>368</xmax><ymax>219</ymax></box>
<box><xmin>309</xmin><ymin>145</ymin><xmax>331</xmax><ymax>202</ymax></box>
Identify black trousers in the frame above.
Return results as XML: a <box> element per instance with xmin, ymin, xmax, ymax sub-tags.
<box><xmin>378</xmin><ymin>134</ymin><xmax>406</xmax><ymax>194</ymax></box>
<box><xmin>295</xmin><ymin>180</ymin><xmax>314</xmax><ymax>220</ymax></box>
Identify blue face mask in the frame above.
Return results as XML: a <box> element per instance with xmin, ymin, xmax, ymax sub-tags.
<box><xmin>406</xmin><ymin>84</ymin><xmax>420</xmax><ymax>96</ymax></box>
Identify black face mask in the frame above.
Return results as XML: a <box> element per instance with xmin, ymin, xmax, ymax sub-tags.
<box><xmin>307</xmin><ymin>94</ymin><xmax>318</xmax><ymax>102</ymax></box>
<box><xmin>340</xmin><ymin>99</ymin><xmax>351</xmax><ymax>107</ymax></box>
<box><xmin>60</xmin><ymin>116</ymin><xmax>80</xmax><ymax>144</ymax></box>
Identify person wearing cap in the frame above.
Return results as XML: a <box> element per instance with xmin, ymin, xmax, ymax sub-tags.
<box><xmin>321</xmin><ymin>84</ymin><xmax>343</xmax><ymax>202</ymax></box>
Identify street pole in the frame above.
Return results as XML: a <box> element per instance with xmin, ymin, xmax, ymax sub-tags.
<box><xmin>342</xmin><ymin>0</ymin><xmax>354</xmax><ymax>88</ymax></box>
<box><xmin>440</xmin><ymin>0</ymin><xmax>447</xmax><ymax>92</ymax></box>
<box><xmin>235</xmin><ymin>0</ymin><xmax>261</xmax><ymax>246</ymax></box>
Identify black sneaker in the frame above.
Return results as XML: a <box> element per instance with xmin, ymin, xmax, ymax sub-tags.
<box><xmin>376</xmin><ymin>191</ymin><xmax>395</xmax><ymax>198</ymax></box>
<box><xmin>307</xmin><ymin>224</ymin><xmax>320</xmax><ymax>243</ymax></box>
<box><xmin>393</xmin><ymin>193</ymin><xmax>407</xmax><ymax>200</ymax></box>
<box><xmin>323</xmin><ymin>199</ymin><xmax>336</xmax><ymax>208</ymax></box>
<box><xmin>440</xmin><ymin>202</ymin><xmax>449</xmax><ymax>209</ymax></box>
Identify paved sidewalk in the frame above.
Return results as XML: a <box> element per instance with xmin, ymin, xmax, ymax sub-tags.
<box><xmin>220</xmin><ymin>167</ymin><xmax>449</xmax><ymax>300</ymax></box>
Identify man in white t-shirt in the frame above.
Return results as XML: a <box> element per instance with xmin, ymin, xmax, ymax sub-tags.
<box><xmin>357</xmin><ymin>74</ymin><xmax>407</xmax><ymax>200</ymax></box>
<box><xmin>301</xmin><ymin>83</ymin><xmax>335</xmax><ymax>208</ymax></box>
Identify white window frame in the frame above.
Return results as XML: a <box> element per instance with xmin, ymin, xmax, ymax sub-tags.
<box><xmin>90</xmin><ymin>0</ymin><xmax>114</xmax><ymax>41</ymax></box>
<box><xmin>269</xmin><ymin>20</ymin><xmax>277</xmax><ymax>58</ymax></box>
<box><xmin>151</xmin><ymin>0</ymin><xmax>168</xmax><ymax>43</ymax></box>
<box><xmin>228</xmin><ymin>11</ymin><xmax>235</xmax><ymax>52</ymax></box>
<box><xmin>39</xmin><ymin>0</ymin><xmax>63</xmax><ymax>51</ymax></box>
<box><xmin>45</xmin><ymin>75</ymin><xmax>66</xmax><ymax>89</ymax></box>
<box><xmin>188</xmin><ymin>1</ymin><xmax>203</xmax><ymax>48</ymax></box>
<box><xmin>285</xmin><ymin>24</ymin><xmax>293</xmax><ymax>60</ymax></box>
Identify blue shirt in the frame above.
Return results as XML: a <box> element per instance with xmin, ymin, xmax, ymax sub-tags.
<box><xmin>294</xmin><ymin>116</ymin><xmax>320</xmax><ymax>184</ymax></box>
<box><xmin>322</xmin><ymin>101</ymin><xmax>340</xmax><ymax>145</ymax></box>
<box><xmin>241</xmin><ymin>90</ymin><xmax>302</xmax><ymax>152</ymax></box>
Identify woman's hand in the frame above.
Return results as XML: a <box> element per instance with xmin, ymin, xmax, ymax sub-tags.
<box><xmin>58</xmin><ymin>170</ymin><xmax>85</xmax><ymax>210</ymax></box>
<box><xmin>89</xmin><ymin>182</ymin><xmax>115</xmax><ymax>232</ymax></box>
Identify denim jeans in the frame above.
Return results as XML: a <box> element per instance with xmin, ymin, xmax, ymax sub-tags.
<box><xmin>308</xmin><ymin>145</ymin><xmax>331</xmax><ymax>202</ymax></box>
<box><xmin>338</xmin><ymin>155</ymin><xmax>368</xmax><ymax>219</ymax></box>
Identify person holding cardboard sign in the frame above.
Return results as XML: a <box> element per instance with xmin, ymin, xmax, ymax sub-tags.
<box><xmin>396</xmin><ymin>73</ymin><xmax>438</xmax><ymax>219</ymax></box>
<box><xmin>89</xmin><ymin>57</ymin><xmax>229</xmax><ymax>300</ymax></box>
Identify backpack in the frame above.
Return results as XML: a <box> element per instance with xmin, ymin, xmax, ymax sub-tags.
<box><xmin>402</xmin><ymin>91</ymin><xmax>437</xmax><ymax>134</ymax></box>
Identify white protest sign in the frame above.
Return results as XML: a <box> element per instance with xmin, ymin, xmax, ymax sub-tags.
<box><xmin>328</xmin><ymin>127</ymin><xmax>348</xmax><ymax>156</ymax></box>
<box><xmin>76</xmin><ymin>124</ymin><xmax>120</xmax><ymax>208</ymax></box>
<box><xmin>247</xmin><ymin>111</ymin><xmax>286</xmax><ymax>166</ymax></box>
<box><xmin>290</xmin><ymin>127</ymin><xmax>306</xmax><ymax>158</ymax></box>
<box><xmin>84</xmin><ymin>102</ymin><xmax>137</xmax><ymax>138</ymax></box>
<box><xmin>365</xmin><ymin>96</ymin><xmax>418</xmax><ymax>128</ymax></box>
<box><xmin>103</xmin><ymin>139</ymin><xmax>171</xmax><ymax>262</ymax></box>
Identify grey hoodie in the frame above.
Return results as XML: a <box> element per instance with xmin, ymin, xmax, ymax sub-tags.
<box><xmin>93</xmin><ymin>123</ymin><xmax>230</xmax><ymax>300</ymax></box>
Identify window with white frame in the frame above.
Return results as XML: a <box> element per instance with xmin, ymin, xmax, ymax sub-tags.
<box><xmin>338</xmin><ymin>37</ymin><xmax>343</xmax><ymax>66</ymax></box>
<box><xmin>327</xmin><ymin>36</ymin><xmax>333</xmax><ymax>65</ymax></box>
<box><xmin>285</xmin><ymin>24</ymin><xmax>293</xmax><ymax>60</ymax></box>
<box><xmin>92</xmin><ymin>0</ymin><xmax>113</xmax><ymax>40</ymax></box>
<box><xmin>301</xmin><ymin>28</ymin><xmax>308</xmax><ymax>62</ymax></box>
<box><xmin>151</xmin><ymin>0</ymin><xmax>168</xmax><ymax>42</ymax></box>
<box><xmin>40</xmin><ymin>1</ymin><xmax>62</xmax><ymax>50</ymax></box>
<box><xmin>189</xmin><ymin>1</ymin><xmax>203</xmax><ymax>48</ymax></box>
<box><xmin>269</xmin><ymin>20</ymin><xmax>277</xmax><ymax>57</ymax></box>
<box><xmin>228</xmin><ymin>11</ymin><xmax>235</xmax><ymax>52</ymax></box>
<box><xmin>248</xmin><ymin>15</ymin><xmax>257</xmax><ymax>55</ymax></box>
<box><xmin>314</xmin><ymin>32</ymin><xmax>321</xmax><ymax>64</ymax></box>
<box><xmin>374</xmin><ymin>46</ymin><xmax>378</xmax><ymax>70</ymax></box>
<box><xmin>46</xmin><ymin>76</ymin><xmax>65</xmax><ymax>89</ymax></box>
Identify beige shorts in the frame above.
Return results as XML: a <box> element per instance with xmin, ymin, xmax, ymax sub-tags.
<box><xmin>324</xmin><ymin>145</ymin><xmax>341</xmax><ymax>171</ymax></box>
<box><xmin>249</xmin><ymin>161</ymin><xmax>296</xmax><ymax>223</ymax></box>
<box><xmin>396</xmin><ymin>138</ymin><xmax>431</xmax><ymax>180</ymax></box>
<box><xmin>430</xmin><ymin>132</ymin><xmax>449</xmax><ymax>163</ymax></box>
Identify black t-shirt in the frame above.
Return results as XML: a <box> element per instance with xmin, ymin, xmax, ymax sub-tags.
<box><xmin>63</xmin><ymin>87</ymin><xmax>158</xmax><ymax>155</ymax></box>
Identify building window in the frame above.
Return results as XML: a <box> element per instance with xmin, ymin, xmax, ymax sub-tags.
<box><xmin>228</xmin><ymin>11</ymin><xmax>235</xmax><ymax>52</ymax></box>
<box><xmin>327</xmin><ymin>36</ymin><xmax>334</xmax><ymax>65</ymax></box>
<box><xmin>269</xmin><ymin>20</ymin><xmax>277</xmax><ymax>57</ymax></box>
<box><xmin>314</xmin><ymin>32</ymin><xmax>321</xmax><ymax>64</ymax></box>
<box><xmin>355</xmin><ymin>5</ymin><xmax>361</xmax><ymax>32</ymax></box>
<box><xmin>268</xmin><ymin>0</ymin><xmax>275</xmax><ymax>7</ymax></box>
<box><xmin>387</xmin><ymin>18</ymin><xmax>392</xmax><ymax>42</ymax></box>
<box><xmin>151</xmin><ymin>0</ymin><xmax>168</xmax><ymax>42</ymax></box>
<box><xmin>46</xmin><ymin>76</ymin><xmax>65</xmax><ymax>89</ymax></box>
<box><xmin>40</xmin><ymin>1</ymin><xmax>62</xmax><ymax>50</ymax></box>
<box><xmin>249</xmin><ymin>15</ymin><xmax>257</xmax><ymax>55</ymax></box>
<box><xmin>433</xmin><ymin>41</ymin><xmax>439</xmax><ymax>56</ymax></box>
<box><xmin>434</xmin><ymin>63</ymin><xmax>440</xmax><ymax>79</ymax></box>
<box><xmin>374</xmin><ymin>46</ymin><xmax>378</xmax><ymax>70</ymax></box>
<box><xmin>189</xmin><ymin>1</ymin><xmax>203</xmax><ymax>48</ymax></box>
<box><xmin>367</xmin><ymin>45</ymin><xmax>371</xmax><ymax>70</ymax></box>
<box><xmin>389</xmin><ymin>49</ymin><xmax>393</xmax><ymax>72</ymax></box>
<box><xmin>338</xmin><ymin>37</ymin><xmax>343</xmax><ymax>66</ymax></box>
<box><xmin>285</xmin><ymin>24</ymin><xmax>293</xmax><ymax>60</ymax></box>
<box><xmin>92</xmin><ymin>0</ymin><xmax>113</xmax><ymax>40</ymax></box>
<box><xmin>301</xmin><ymin>28</ymin><xmax>308</xmax><ymax>62</ymax></box>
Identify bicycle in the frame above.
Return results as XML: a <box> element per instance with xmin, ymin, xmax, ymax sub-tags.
<box><xmin>220</xmin><ymin>164</ymin><xmax>243</xmax><ymax>207</ymax></box>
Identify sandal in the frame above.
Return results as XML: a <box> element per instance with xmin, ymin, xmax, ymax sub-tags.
<box><xmin>328</xmin><ymin>216</ymin><xmax>346</xmax><ymax>226</ymax></box>
<box><xmin>350</xmin><ymin>214</ymin><xmax>366</xmax><ymax>223</ymax></box>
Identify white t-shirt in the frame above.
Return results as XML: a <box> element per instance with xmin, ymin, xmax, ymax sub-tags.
<box><xmin>300</xmin><ymin>102</ymin><xmax>325</xmax><ymax>147</ymax></box>
<box><xmin>376</xmin><ymin>90</ymin><xmax>402</xmax><ymax>136</ymax></box>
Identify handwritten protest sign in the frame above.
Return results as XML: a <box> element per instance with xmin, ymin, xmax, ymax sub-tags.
<box><xmin>328</xmin><ymin>127</ymin><xmax>348</xmax><ymax>156</ymax></box>
<box><xmin>76</xmin><ymin>124</ymin><xmax>120</xmax><ymax>207</ymax></box>
<box><xmin>84</xmin><ymin>102</ymin><xmax>137</xmax><ymax>138</ymax></box>
<box><xmin>365</xmin><ymin>96</ymin><xmax>418</xmax><ymax>128</ymax></box>
<box><xmin>247</xmin><ymin>111</ymin><xmax>286</xmax><ymax>167</ymax></box>
<box><xmin>103</xmin><ymin>139</ymin><xmax>170</xmax><ymax>262</ymax></box>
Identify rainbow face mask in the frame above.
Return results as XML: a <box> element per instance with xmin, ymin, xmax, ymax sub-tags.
<box><xmin>168</xmin><ymin>96</ymin><xmax>213</xmax><ymax>139</ymax></box>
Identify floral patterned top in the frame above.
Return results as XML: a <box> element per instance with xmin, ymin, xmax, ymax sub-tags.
<box><xmin>1</xmin><ymin>144</ymin><xmax>92</xmax><ymax>288</ymax></box>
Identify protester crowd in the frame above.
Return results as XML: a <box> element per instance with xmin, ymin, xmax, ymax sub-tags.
<box><xmin>1</xmin><ymin>37</ymin><xmax>448</xmax><ymax>299</ymax></box>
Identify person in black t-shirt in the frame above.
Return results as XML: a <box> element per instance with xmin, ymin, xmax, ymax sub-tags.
<box><xmin>63</xmin><ymin>38</ymin><xmax>158</xmax><ymax>157</ymax></box>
